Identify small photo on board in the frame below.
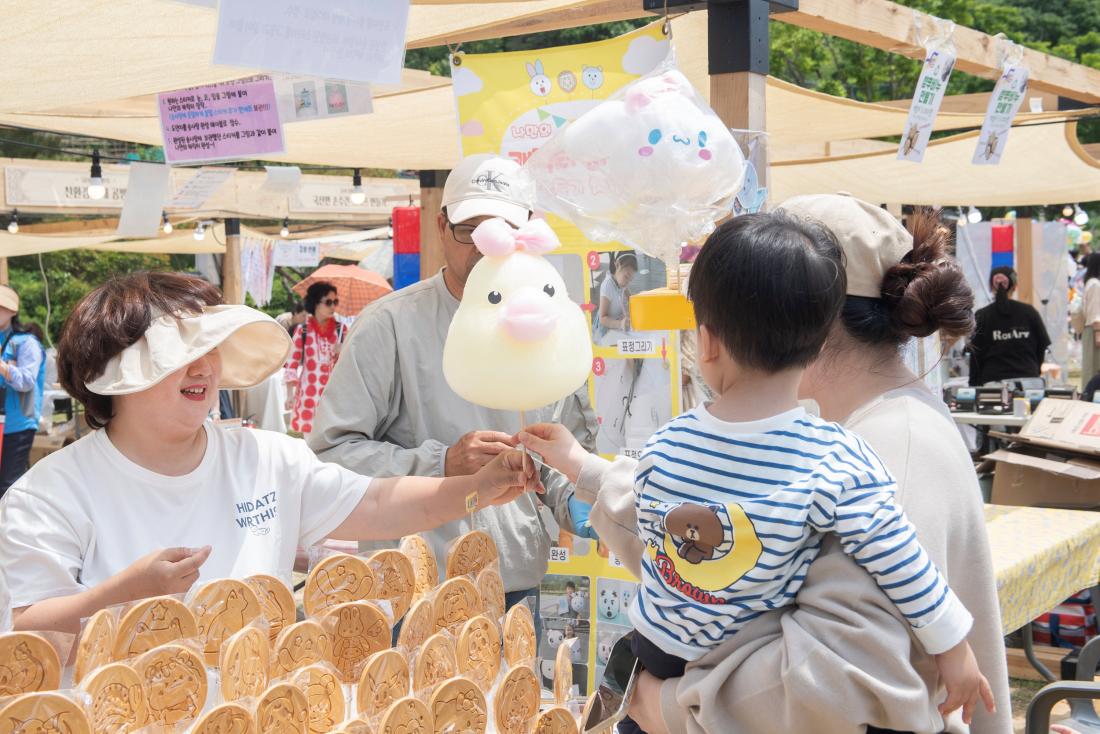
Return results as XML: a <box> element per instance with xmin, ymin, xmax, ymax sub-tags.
<box><xmin>293</xmin><ymin>81</ymin><xmax>319</xmax><ymax>118</ymax></box>
<box><xmin>540</xmin><ymin>574</ymin><xmax>591</xmax><ymax>624</ymax></box>
<box><xmin>539</xmin><ymin>618</ymin><xmax>590</xmax><ymax>698</ymax></box>
<box><xmin>593</xmin><ymin>622</ymin><xmax>633</xmax><ymax>691</ymax></box>
<box><xmin>589</xmin><ymin>249</ymin><xmax>666</xmax><ymax>347</ymax></box>
<box><xmin>594</xmin><ymin>356</ymin><xmax>674</xmax><ymax>457</ymax></box>
<box><xmin>325</xmin><ymin>81</ymin><xmax>350</xmax><ymax>115</ymax></box>
<box><xmin>594</xmin><ymin>578</ymin><xmax>637</xmax><ymax>627</ymax></box>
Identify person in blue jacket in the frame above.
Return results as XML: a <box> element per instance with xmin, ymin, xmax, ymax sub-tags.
<box><xmin>0</xmin><ymin>285</ymin><xmax>44</xmax><ymax>497</ymax></box>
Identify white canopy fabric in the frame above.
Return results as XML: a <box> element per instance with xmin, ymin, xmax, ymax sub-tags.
<box><xmin>0</xmin><ymin>224</ymin><xmax>228</xmax><ymax>258</ymax></box>
<box><xmin>771</xmin><ymin>121</ymin><xmax>1100</xmax><ymax>206</ymax></box>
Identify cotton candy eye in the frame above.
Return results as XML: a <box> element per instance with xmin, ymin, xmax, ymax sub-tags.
<box><xmin>488</xmin><ymin>291</ymin><xmax>502</xmax><ymax>304</ymax></box>
<box><xmin>698</xmin><ymin>131</ymin><xmax>708</xmax><ymax>147</ymax></box>
<box><xmin>543</xmin><ymin>284</ymin><xmax>556</xmax><ymax>297</ymax></box>
<box><xmin>648</xmin><ymin>129</ymin><xmax>662</xmax><ymax>145</ymax></box>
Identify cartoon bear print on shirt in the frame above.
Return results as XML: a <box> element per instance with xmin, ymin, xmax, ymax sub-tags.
<box><xmin>663</xmin><ymin>504</ymin><xmax>728</xmax><ymax>564</ymax></box>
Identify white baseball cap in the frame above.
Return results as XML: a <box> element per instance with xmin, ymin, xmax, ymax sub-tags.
<box><xmin>442</xmin><ymin>154</ymin><xmax>535</xmax><ymax>227</ymax></box>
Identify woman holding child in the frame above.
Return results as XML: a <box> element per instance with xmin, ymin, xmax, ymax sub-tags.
<box><xmin>524</xmin><ymin>196</ymin><xmax>1011</xmax><ymax>734</ymax></box>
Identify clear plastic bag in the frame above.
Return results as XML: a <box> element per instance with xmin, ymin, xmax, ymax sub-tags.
<box><xmin>527</xmin><ymin>54</ymin><xmax>746</xmax><ymax>266</ymax></box>
<box><xmin>0</xmin><ymin>629</ymin><xmax>74</xmax><ymax>696</ymax></box>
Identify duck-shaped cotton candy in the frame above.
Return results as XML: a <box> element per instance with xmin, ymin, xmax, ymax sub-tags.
<box><xmin>442</xmin><ymin>218</ymin><xmax>593</xmax><ymax>412</ymax></box>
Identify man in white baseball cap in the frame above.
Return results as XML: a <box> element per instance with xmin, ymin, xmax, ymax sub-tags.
<box><xmin>310</xmin><ymin>155</ymin><xmax>596</xmax><ymax>635</ymax></box>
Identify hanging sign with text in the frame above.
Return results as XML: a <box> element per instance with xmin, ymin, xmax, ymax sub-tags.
<box><xmin>158</xmin><ymin>79</ymin><xmax>285</xmax><ymax>165</ymax></box>
<box><xmin>972</xmin><ymin>64</ymin><xmax>1029</xmax><ymax>165</ymax></box>
<box><xmin>897</xmin><ymin>44</ymin><xmax>956</xmax><ymax>163</ymax></box>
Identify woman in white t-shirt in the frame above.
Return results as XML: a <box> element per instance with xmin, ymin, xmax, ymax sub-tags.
<box><xmin>0</xmin><ymin>272</ymin><xmax>537</xmax><ymax>633</ymax></box>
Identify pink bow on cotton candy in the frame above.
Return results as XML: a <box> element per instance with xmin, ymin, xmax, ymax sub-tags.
<box><xmin>471</xmin><ymin>217</ymin><xmax>561</xmax><ymax>257</ymax></box>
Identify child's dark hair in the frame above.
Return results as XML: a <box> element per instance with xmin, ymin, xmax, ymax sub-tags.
<box><xmin>688</xmin><ymin>211</ymin><xmax>846</xmax><ymax>372</ymax></box>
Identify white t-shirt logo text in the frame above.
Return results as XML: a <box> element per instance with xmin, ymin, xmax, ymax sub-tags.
<box><xmin>236</xmin><ymin>491</ymin><xmax>278</xmax><ymax>535</ymax></box>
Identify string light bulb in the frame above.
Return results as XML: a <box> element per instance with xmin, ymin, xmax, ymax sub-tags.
<box><xmin>280</xmin><ymin>217</ymin><xmax>290</xmax><ymax>238</ymax></box>
<box><xmin>6</xmin><ymin>210</ymin><xmax>18</xmax><ymax>235</ymax></box>
<box><xmin>161</xmin><ymin>212</ymin><xmax>173</xmax><ymax>235</ymax></box>
<box><xmin>967</xmin><ymin>206</ymin><xmax>983</xmax><ymax>224</ymax></box>
<box><xmin>1064</xmin><ymin>204</ymin><xmax>1075</xmax><ymax>218</ymax></box>
<box><xmin>87</xmin><ymin>150</ymin><xmax>106</xmax><ymax>200</ymax></box>
<box><xmin>956</xmin><ymin>207</ymin><xmax>967</xmax><ymax>227</ymax></box>
<box><xmin>1075</xmin><ymin>204</ymin><xmax>1090</xmax><ymax>226</ymax></box>
<box><xmin>350</xmin><ymin>168</ymin><xmax>366</xmax><ymax>205</ymax></box>
<box><xmin>193</xmin><ymin>221</ymin><xmax>206</xmax><ymax>241</ymax></box>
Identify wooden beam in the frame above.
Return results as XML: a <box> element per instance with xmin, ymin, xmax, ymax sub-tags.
<box><xmin>19</xmin><ymin>218</ymin><xmax>121</xmax><ymax>235</ymax></box>
<box><xmin>419</xmin><ymin>173</ymin><xmax>447</xmax><ymax>282</ymax></box>
<box><xmin>0</xmin><ymin>258</ymin><xmax>8</xmax><ymax>286</ymax></box>
<box><xmin>223</xmin><ymin>219</ymin><xmax>243</xmax><ymax>305</ymax></box>
<box><xmin>1016</xmin><ymin>218</ymin><xmax>1035</xmax><ymax>307</ymax></box>
<box><xmin>778</xmin><ymin>0</ymin><xmax>1100</xmax><ymax>103</ymax></box>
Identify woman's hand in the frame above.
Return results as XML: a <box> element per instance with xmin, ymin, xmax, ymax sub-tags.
<box><xmin>934</xmin><ymin>640</ymin><xmax>995</xmax><ymax>724</ymax></box>
<box><xmin>518</xmin><ymin>423</ymin><xmax>589</xmax><ymax>485</ymax></box>
<box><xmin>474</xmin><ymin>448</ymin><xmax>543</xmax><ymax>507</ymax></box>
<box><xmin>114</xmin><ymin>546</ymin><xmax>212</xmax><ymax>600</ymax></box>
<box><xmin>629</xmin><ymin>671</ymin><xmax>670</xmax><ymax>734</ymax></box>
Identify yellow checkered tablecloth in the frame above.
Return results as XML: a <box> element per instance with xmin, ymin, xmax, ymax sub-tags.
<box><xmin>986</xmin><ymin>504</ymin><xmax>1100</xmax><ymax>634</ymax></box>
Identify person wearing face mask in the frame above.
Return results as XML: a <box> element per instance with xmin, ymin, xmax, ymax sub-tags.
<box><xmin>0</xmin><ymin>286</ymin><xmax>45</xmax><ymax>498</ymax></box>
<box><xmin>284</xmin><ymin>281</ymin><xmax>343</xmax><ymax>435</ymax></box>
<box><xmin>0</xmin><ymin>271</ymin><xmax>539</xmax><ymax>635</ymax></box>
<box><xmin>967</xmin><ymin>266</ymin><xmax>1050</xmax><ymax>387</ymax></box>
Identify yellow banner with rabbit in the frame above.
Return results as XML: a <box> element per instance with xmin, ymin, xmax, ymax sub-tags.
<box><xmin>452</xmin><ymin>24</ymin><xmax>682</xmax><ymax>700</ymax></box>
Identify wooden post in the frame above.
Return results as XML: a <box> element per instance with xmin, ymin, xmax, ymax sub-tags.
<box><xmin>0</xmin><ymin>258</ymin><xmax>9</xmax><ymax>286</ymax></box>
<box><xmin>223</xmin><ymin>218</ymin><xmax>243</xmax><ymax>305</ymax></box>
<box><xmin>1015</xmin><ymin>209</ymin><xmax>1035</xmax><ymax>306</ymax></box>
<box><xmin>419</xmin><ymin>170</ymin><xmax>448</xmax><ymax>281</ymax></box>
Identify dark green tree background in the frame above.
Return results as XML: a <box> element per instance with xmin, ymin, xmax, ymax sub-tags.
<box><xmin>7</xmin><ymin>0</ymin><xmax>1099</xmax><ymax>341</ymax></box>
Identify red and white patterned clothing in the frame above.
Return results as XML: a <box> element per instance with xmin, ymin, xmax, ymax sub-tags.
<box><xmin>284</xmin><ymin>317</ymin><xmax>342</xmax><ymax>434</ymax></box>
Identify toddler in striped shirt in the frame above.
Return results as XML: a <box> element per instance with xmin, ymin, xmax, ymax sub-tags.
<box><xmin>523</xmin><ymin>211</ymin><xmax>993</xmax><ymax>730</ymax></box>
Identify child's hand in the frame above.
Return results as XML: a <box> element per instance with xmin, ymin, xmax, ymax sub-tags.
<box><xmin>934</xmin><ymin>640</ymin><xmax>996</xmax><ymax>724</ymax></box>
<box><xmin>518</xmin><ymin>423</ymin><xmax>588</xmax><ymax>485</ymax></box>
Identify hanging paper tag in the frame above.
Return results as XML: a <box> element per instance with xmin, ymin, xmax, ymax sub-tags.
<box><xmin>973</xmin><ymin>62</ymin><xmax>1029</xmax><ymax>165</ymax></box>
<box><xmin>897</xmin><ymin>45</ymin><xmax>956</xmax><ymax>162</ymax></box>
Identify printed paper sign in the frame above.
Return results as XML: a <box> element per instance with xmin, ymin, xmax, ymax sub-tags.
<box><xmin>972</xmin><ymin>64</ymin><xmax>1029</xmax><ymax>165</ymax></box>
<box><xmin>273</xmin><ymin>240</ymin><xmax>320</xmax><ymax>267</ymax></box>
<box><xmin>273</xmin><ymin>75</ymin><xmax>373</xmax><ymax>123</ymax></box>
<box><xmin>616</xmin><ymin>337</ymin><xmax>657</xmax><ymax>357</ymax></box>
<box><xmin>897</xmin><ymin>46</ymin><xmax>956</xmax><ymax>163</ymax></box>
<box><xmin>213</xmin><ymin>0</ymin><xmax>410</xmax><ymax>85</ymax></box>
<box><xmin>4</xmin><ymin>166</ymin><xmax>127</xmax><ymax>208</ymax></box>
<box><xmin>159</xmin><ymin>80</ymin><xmax>284</xmax><ymax>165</ymax></box>
<box><xmin>170</xmin><ymin>168</ymin><xmax>233</xmax><ymax>209</ymax></box>
<box><xmin>117</xmin><ymin>163</ymin><xmax>173</xmax><ymax>238</ymax></box>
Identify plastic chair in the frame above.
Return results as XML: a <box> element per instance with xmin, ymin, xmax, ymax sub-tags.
<box><xmin>1026</xmin><ymin>635</ymin><xmax>1100</xmax><ymax>734</ymax></box>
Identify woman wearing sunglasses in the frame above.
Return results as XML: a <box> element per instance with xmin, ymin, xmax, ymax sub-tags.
<box><xmin>284</xmin><ymin>281</ymin><xmax>343</xmax><ymax>435</ymax></box>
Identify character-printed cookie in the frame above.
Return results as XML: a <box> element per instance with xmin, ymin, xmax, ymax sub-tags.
<box><xmin>432</xmin><ymin>577</ymin><xmax>481</xmax><ymax>635</ymax></box>
<box><xmin>503</xmin><ymin>603</ymin><xmax>536</xmax><ymax>666</ymax></box>
<box><xmin>399</xmin><ymin>535</ymin><xmax>438</xmax><ymax>596</ymax></box>
<box><xmin>413</xmin><ymin>632</ymin><xmax>457</xmax><ymax>693</ymax></box>
<box><xmin>368</xmin><ymin>549</ymin><xmax>416</xmax><ymax>621</ymax></box>
<box><xmin>320</xmin><ymin>601</ymin><xmax>390</xmax><ymax>683</ymax></box>
<box><xmin>396</xmin><ymin>598</ymin><xmax>434</xmax><ymax>653</ymax></box>
<box><xmin>378</xmin><ymin>697</ymin><xmax>432</xmax><ymax>734</ymax></box>
<box><xmin>493</xmin><ymin>666</ymin><xmax>540</xmax><ymax>734</ymax></box>
<box><xmin>0</xmin><ymin>692</ymin><xmax>92</xmax><ymax>734</ymax></box>
<box><xmin>303</xmin><ymin>553</ymin><xmax>375</xmax><ymax>616</ymax></box>
<box><xmin>356</xmin><ymin>650</ymin><xmax>409</xmax><ymax>719</ymax></box>
<box><xmin>456</xmin><ymin>615</ymin><xmax>501</xmax><ymax>692</ymax></box>
<box><xmin>113</xmin><ymin>596</ymin><xmax>198</xmax><ymax>660</ymax></box>
<box><xmin>292</xmin><ymin>665</ymin><xmax>345</xmax><ymax>734</ymax></box>
<box><xmin>245</xmin><ymin>574</ymin><xmax>296</xmax><ymax>645</ymax></box>
<box><xmin>80</xmin><ymin>662</ymin><xmax>148</xmax><ymax>734</ymax></box>
<box><xmin>0</xmin><ymin>632</ymin><xmax>61</xmax><ymax>697</ymax></box>
<box><xmin>445</xmin><ymin>530</ymin><xmax>498</xmax><ymax>579</ymax></box>
<box><xmin>333</xmin><ymin>719</ymin><xmax>373</xmax><ymax>734</ymax></box>
<box><xmin>220</xmin><ymin>625</ymin><xmax>270</xmax><ymax>702</ymax></box>
<box><xmin>554</xmin><ymin>640</ymin><xmax>573</xmax><ymax>705</ymax></box>
<box><xmin>271</xmin><ymin>620</ymin><xmax>331</xmax><ymax>678</ymax></box>
<box><xmin>74</xmin><ymin>609</ymin><xmax>116</xmax><ymax>685</ymax></box>
<box><xmin>430</xmin><ymin>676</ymin><xmax>487</xmax><ymax>734</ymax></box>
<box><xmin>475</xmin><ymin>568</ymin><xmax>505</xmax><ymax>624</ymax></box>
<box><xmin>136</xmin><ymin>643</ymin><xmax>207</xmax><ymax>727</ymax></box>
<box><xmin>192</xmin><ymin>702</ymin><xmax>255</xmax><ymax>734</ymax></box>
<box><xmin>188</xmin><ymin>579</ymin><xmax>262</xmax><ymax>665</ymax></box>
<box><xmin>255</xmin><ymin>682</ymin><xmax>309</xmax><ymax>734</ymax></box>
<box><xmin>535</xmin><ymin>706</ymin><xmax>579</xmax><ymax>734</ymax></box>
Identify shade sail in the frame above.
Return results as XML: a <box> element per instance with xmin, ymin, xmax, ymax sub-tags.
<box><xmin>0</xmin><ymin>224</ymin><xmax>228</xmax><ymax>258</ymax></box>
<box><xmin>770</xmin><ymin>121</ymin><xmax>1100</xmax><ymax>206</ymax></box>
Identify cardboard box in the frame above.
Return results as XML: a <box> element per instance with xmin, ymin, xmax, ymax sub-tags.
<box><xmin>987</xmin><ymin>398</ymin><xmax>1100</xmax><ymax>509</ymax></box>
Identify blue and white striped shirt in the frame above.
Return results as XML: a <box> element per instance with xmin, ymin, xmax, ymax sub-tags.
<box><xmin>631</xmin><ymin>405</ymin><xmax>972</xmax><ymax>662</ymax></box>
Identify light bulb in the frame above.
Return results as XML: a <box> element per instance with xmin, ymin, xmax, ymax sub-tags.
<box><xmin>193</xmin><ymin>223</ymin><xmax>206</xmax><ymax>241</ymax></box>
<box><xmin>162</xmin><ymin>213</ymin><xmax>173</xmax><ymax>235</ymax></box>
<box><xmin>280</xmin><ymin>217</ymin><xmax>290</xmax><ymax>238</ymax></box>
<box><xmin>967</xmin><ymin>206</ymin><xmax>983</xmax><ymax>224</ymax></box>
<box><xmin>6</xmin><ymin>211</ymin><xmax>17</xmax><ymax>234</ymax></box>
<box><xmin>349</xmin><ymin>168</ymin><xmax>366</xmax><ymax>205</ymax></box>
<box><xmin>1075</xmin><ymin>205</ymin><xmax>1089</xmax><ymax>226</ymax></box>
<box><xmin>88</xmin><ymin>150</ymin><xmax>106</xmax><ymax>200</ymax></box>
<box><xmin>1064</xmin><ymin>205</ymin><xmax>1075</xmax><ymax>218</ymax></box>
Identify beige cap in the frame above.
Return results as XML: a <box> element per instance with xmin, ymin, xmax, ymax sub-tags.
<box><xmin>87</xmin><ymin>305</ymin><xmax>291</xmax><ymax>395</ymax></box>
<box><xmin>777</xmin><ymin>194</ymin><xmax>913</xmax><ymax>298</ymax></box>
<box><xmin>442</xmin><ymin>154</ymin><xmax>534</xmax><ymax>227</ymax></box>
<box><xmin>0</xmin><ymin>286</ymin><xmax>19</xmax><ymax>313</ymax></box>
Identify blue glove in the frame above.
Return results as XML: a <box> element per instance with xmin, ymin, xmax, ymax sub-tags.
<box><xmin>567</xmin><ymin>496</ymin><xmax>601</xmax><ymax>540</ymax></box>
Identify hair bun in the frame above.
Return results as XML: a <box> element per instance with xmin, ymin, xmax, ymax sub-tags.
<box><xmin>879</xmin><ymin>210</ymin><xmax>975</xmax><ymax>341</ymax></box>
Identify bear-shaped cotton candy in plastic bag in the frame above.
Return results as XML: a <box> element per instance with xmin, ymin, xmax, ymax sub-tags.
<box><xmin>442</xmin><ymin>218</ymin><xmax>592</xmax><ymax>411</ymax></box>
<box><xmin>527</xmin><ymin>65</ymin><xmax>746</xmax><ymax>265</ymax></box>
